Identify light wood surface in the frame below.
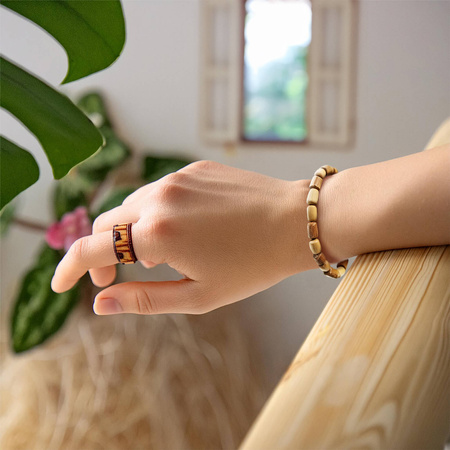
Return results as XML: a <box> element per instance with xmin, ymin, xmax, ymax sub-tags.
<box><xmin>240</xmin><ymin>121</ymin><xmax>450</xmax><ymax>450</ymax></box>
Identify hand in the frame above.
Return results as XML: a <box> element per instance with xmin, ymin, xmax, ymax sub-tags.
<box><xmin>51</xmin><ymin>161</ymin><xmax>312</xmax><ymax>315</ymax></box>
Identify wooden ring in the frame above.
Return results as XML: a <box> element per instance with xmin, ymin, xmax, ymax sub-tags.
<box><xmin>113</xmin><ymin>223</ymin><xmax>137</xmax><ymax>264</ymax></box>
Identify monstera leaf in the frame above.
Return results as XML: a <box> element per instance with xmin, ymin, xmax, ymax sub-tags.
<box><xmin>0</xmin><ymin>136</ymin><xmax>39</xmax><ymax>210</ymax></box>
<box><xmin>1</xmin><ymin>0</ymin><xmax>125</xmax><ymax>84</ymax></box>
<box><xmin>0</xmin><ymin>57</ymin><xmax>104</xmax><ymax>180</ymax></box>
<box><xmin>0</xmin><ymin>0</ymin><xmax>125</xmax><ymax>208</ymax></box>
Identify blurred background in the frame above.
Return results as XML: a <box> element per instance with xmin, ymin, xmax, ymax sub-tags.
<box><xmin>1</xmin><ymin>0</ymin><xmax>449</xmax><ymax>448</ymax></box>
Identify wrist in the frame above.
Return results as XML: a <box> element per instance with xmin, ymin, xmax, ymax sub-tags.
<box><xmin>317</xmin><ymin>165</ymin><xmax>382</xmax><ymax>263</ymax></box>
<box><xmin>285</xmin><ymin>179</ymin><xmax>318</xmax><ymax>274</ymax></box>
<box><xmin>316</xmin><ymin>171</ymin><xmax>346</xmax><ymax>264</ymax></box>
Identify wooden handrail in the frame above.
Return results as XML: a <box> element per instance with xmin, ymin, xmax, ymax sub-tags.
<box><xmin>240</xmin><ymin>119</ymin><xmax>450</xmax><ymax>450</ymax></box>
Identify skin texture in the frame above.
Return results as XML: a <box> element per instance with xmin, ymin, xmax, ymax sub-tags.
<box><xmin>51</xmin><ymin>145</ymin><xmax>450</xmax><ymax>315</ymax></box>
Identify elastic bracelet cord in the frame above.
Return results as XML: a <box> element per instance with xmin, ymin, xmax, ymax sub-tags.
<box><xmin>307</xmin><ymin>165</ymin><xmax>348</xmax><ymax>279</ymax></box>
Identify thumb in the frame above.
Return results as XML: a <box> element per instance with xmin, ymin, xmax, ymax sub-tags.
<box><xmin>93</xmin><ymin>279</ymin><xmax>205</xmax><ymax>315</ymax></box>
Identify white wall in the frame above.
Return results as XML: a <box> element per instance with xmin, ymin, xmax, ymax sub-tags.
<box><xmin>1</xmin><ymin>0</ymin><xmax>449</xmax><ymax>387</ymax></box>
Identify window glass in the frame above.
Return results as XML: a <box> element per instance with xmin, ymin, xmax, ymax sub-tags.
<box><xmin>243</xmin><ymin>0</ymin><xmax>312</xmax><ymax>142</ymax></box>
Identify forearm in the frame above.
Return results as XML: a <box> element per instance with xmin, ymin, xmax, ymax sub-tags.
<box><xmin>52</xmin><ymin>149</ymin><xmax>449</xmax><ymax>315</ymax></box>
<box><xmin>316</xmin><ymin>145</ymin><xmax>450</xmax><ymax>264</ymax></box>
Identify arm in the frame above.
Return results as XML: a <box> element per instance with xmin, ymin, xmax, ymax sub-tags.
<box><xmin>318</xmin><ymin>144</ymin><xmax>450</xmax><ymax>264</ymax></box>
<box><xmin>50</xmin><ymin>145</ymin><xmax>450</xmax><ymax>315</ymax></box>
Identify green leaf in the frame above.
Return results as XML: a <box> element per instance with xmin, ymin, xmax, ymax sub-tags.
<box><xmin>77</xmin><ymin>126</ymin><xmax>131</xmax><ymax>183</ymax></box>
<box><xmin>0</xmin><ymin>56</ymin><xmax>104</xmax><ymax>179</ymax></box>
<box><xmin>77</xmin><ymin>92</ymin><xmax>112</xmax><ymax>128</ymax></box>
<box><xmin>143</xmin><ymin>156</ymin><xmax>191</xmax><ymax>183</ymax></box>
<box><xmin>0</xmin><ymin>200</ymin><xmax>16</xmax><ymax>236</ymax></box>
<box><xmin>10</xmin><ymin>244</ymin><xmax>80</xmax><ymax>353</ymax></box>
<box><xmin>53</xmin><ymin>175</ymin><xmax>91</xmax><ymax>221</ymax></box>
<box><xmin>94</xmin><ymin>186</ymin><xmax>136</xmax><ymax>217</ymax></box>
<box><xmin>1</xmin><ymin>0</ymin><xmax>126</xmax><ymax>84</ymax></box>
<box><xmin>0</xmin><ymin>136</ymin><xmax>39</xmax><ymax>209</ymax></box>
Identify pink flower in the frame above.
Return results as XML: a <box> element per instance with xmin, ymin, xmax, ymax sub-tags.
<box><xmin>46</xmin><ymin>206</ymin><xmax>91</xmax><ymax>252</ymax></box>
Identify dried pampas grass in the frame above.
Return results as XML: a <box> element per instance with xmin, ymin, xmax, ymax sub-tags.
<box><xmin>0</xmin><ymin>304</ymin><xmax>266</xmax><ymax>450</ymax></box>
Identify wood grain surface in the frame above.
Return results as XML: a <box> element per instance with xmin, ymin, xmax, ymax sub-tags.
<box><xmin>240</xmin><ymin>121</ymin><xmax>450</xmax><ymax>450</ymax></box>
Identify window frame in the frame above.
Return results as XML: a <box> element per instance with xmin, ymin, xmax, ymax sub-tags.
<box><xmin>199</xmin><ymin>0</ymin><xmax>358</xmax><ymax>148</ymax></box>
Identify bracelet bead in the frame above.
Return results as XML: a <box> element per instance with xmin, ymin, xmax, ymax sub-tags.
<box><xmin>307</xmin><ymin>164</ymin><xmax>348</xmax><ymax>279</ymax></box>
<box><xmin>321</xmin><ymin>165</ymin><xmax>338</xmax><ymax>175</ymax></box>
<box><xmin>307</xmin><ymin>205</ymin><xmax>318</xmax><ymax>221</ymax></box>
<box><xmin>309</xmin><ymin>176</ymin><xmax>323</xmax><ymax>190</ymax></box>
<box><xmin>313</xmin><ymin>252</ymin><xmax>327</xmax><ymax>266</ymax></box>
<box><xmin>314</xmin><ymin>168</ymin><xmax>327</xmax><ymax>178</ymax></box>
<box><xmin>307</xmin><ymin>222</ymin><xmax>319</xmax><ymax>239</ymax></box>
<box><xmin>309</xmin><ymin>239</ymin><xmax>321</xmax><ymax>255</ymax></box>
<box><xmin>307</xmin><ymin>188</ymin><xmax>319</xmax><ymax>205</ymax></box>
<box><xmin>324</xmin><ymin>267</ymin><xmax>340</xmax><ymax>278</ymax></box>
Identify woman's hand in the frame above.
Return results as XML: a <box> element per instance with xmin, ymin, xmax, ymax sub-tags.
<box><xmin>51</xmin><ymin>161</ymin><xmax>313</xmax><ymax>315</ymax></box>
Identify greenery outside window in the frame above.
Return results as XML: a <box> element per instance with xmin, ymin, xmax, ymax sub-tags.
<box><xmin>242</xmin><ymin>0</ymin><xmax>311</xmax><ymax>143</ymax></box>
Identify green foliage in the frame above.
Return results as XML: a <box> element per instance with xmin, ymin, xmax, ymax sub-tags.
<box><xmin>1</xmin><ymin>0</ymin><xmax>126</xmax><ymax>84</ymax></box>
<box><xmin>76</xmin><ymin>93</ymin><xmax>131</xmax><ymax>183</ymax></box>
<box><xmin>0</xmin><ymin>201</ymin><xmax>16</xmax><ymax>236</ymax></box>
<box><xmin>0</xmin><ymin>136</ymin><xmax>40</xmax><ymax>209</ymax></box>
<box><xmin>0</xmin><ymin>0</ymin><xmax>125</xmax><ymax>209</ymax></box>
<box><xmin>10</xmin><ymin>245</ymin><xmax>80</xmax><ymax>353</ymax></box>
<box><xmin>77</xmin><ymin>92</ymin><xmax>112</xmax><ymax>128</ymax></box>
<box><xmin>244</xmin><ymin>46</ymin><xmax>308</xmax><ymax>141</ymax></box>
<box><xmin>53</xmin><ymin>175</ymin><xmax>91</xmax><ymax>221</ymax></box>
<box><xmin>95</xmin><ymin>187</ymin><xmax>137</xmax><ymax>217</ymax></box>
<box><xmin>51</xmin><ymin>92</ymin><xmax>132</xmax><ymax>220</ymax></box>
<box><xmin>7</xmin><ymin>91</ymin><xmax>193</xmax><ymax>353</ymax></box>
<box><xmin>143</xmin><ymin>156</ymin><xmax>191</xmax><ymax>183</ymax></box>
<box><xmin>77</xmin><ymin>127</ymin><xmax>131</xmax><ymax>183</ymax></box>
<box><xmin>0</xmin><ymin>57</ymin><xmax>104</xmax><ymax>181</ymax></box>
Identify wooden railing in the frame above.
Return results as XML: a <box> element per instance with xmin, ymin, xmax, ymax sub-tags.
<box><xmin>241</xmin><ymin>119</ymin><xmax>450</xmax><ymax>450</ymax></box>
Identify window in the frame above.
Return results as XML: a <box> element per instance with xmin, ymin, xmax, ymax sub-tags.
<box><xmin>243</xmin><ymin>0</ymin><xmax>311</xmax><ymax>142</ymax></box>
<box><xmin>199</xmin><ymin>0</ymin><xmax>357</xmax><ymax>147</ymax></box>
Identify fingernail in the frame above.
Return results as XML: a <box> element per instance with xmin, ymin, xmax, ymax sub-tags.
<box><xmin>94</xmin><ymin>298</ymin><xmax>123</xmax><ymax>315</ymax></box>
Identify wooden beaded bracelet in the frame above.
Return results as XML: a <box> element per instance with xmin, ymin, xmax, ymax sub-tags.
<box><xmin>307</xmin><ymin>165</ymin><xmax>348</xmax><ymax>279</ymax></box>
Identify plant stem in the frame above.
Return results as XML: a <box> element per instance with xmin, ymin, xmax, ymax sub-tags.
<box><xmin>13</xmin><ymin>217</ymin><xmax>48</xmax><ymax>233</ymax></box>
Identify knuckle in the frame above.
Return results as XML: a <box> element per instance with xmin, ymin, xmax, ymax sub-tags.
<box><xmin>69</xmin><ymin>238</ymin><xmax>88</xmax><ymax>262</ymax></box>
<box><xmin>92</xmin><ymin>216</ymin><xmax>103</xmax><ymax>233</ymax></box>
<box><xmin>134</xmin><ymin>289</ymin><xmax>157</xmax><ymax>315</ymax></box>
<box><xmin>191</xmin><ymin>160</ymin><xmax>217</xmax><ymax>171</ymax></box>
<box><xmin>150</xmin><ymin>217</ymin><xmax>174</xmax><ymax>242</ymax></box>
<box><xmin>154</xmin><ymin>177</ymin><xmax>185</xmax><ymax>202</ymax></box>
<box><xmin>161</xmin><ymin>171</ymin><xmax>185</xmax><ymax>186</ymax></box>
<box><xmin>135</xmin><ymin>218</ymin><xmax>172</xmax><ymax>261</ymax></box>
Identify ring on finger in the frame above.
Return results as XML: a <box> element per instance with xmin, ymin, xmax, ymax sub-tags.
<box><xmin>113</xmin><ymin>223</ymin><xmax>137</xmax><ymax>264</ymax></box>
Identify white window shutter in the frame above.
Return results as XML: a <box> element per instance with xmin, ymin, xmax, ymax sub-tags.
<box><xmin>199</xmin><ymin>0</ymin><xmax>242</xmax><ymax>143</ymax></box>
<box><xmin>308</xmin><ymin>0</ymin><xmax>357</xmax><ymax>146</ymax></box>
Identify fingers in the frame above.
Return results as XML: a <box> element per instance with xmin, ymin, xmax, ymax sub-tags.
<box><xmin>52</xmin><ymin>230</ymin><xmax>118</xmax><ymax>293</ymax></box>
<box><xmin>90</xmin><ymin>263</ymin><xmax>117</xmax><ymax>288</ymax></box>
<box><xmin>52</xmin><ymin>222</ymin><xmax>156</xmax><ymax>293</ymax></box>
<box><xmin>93</xmin><ymin>279</ymin><xmax>205</xmax><ymax>315</ymax></box>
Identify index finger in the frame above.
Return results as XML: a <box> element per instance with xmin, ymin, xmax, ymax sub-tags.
<box><xmin>51</xmin><ymin>230</ymin><xmax>119</xmax><ymax>293</ymax></box>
